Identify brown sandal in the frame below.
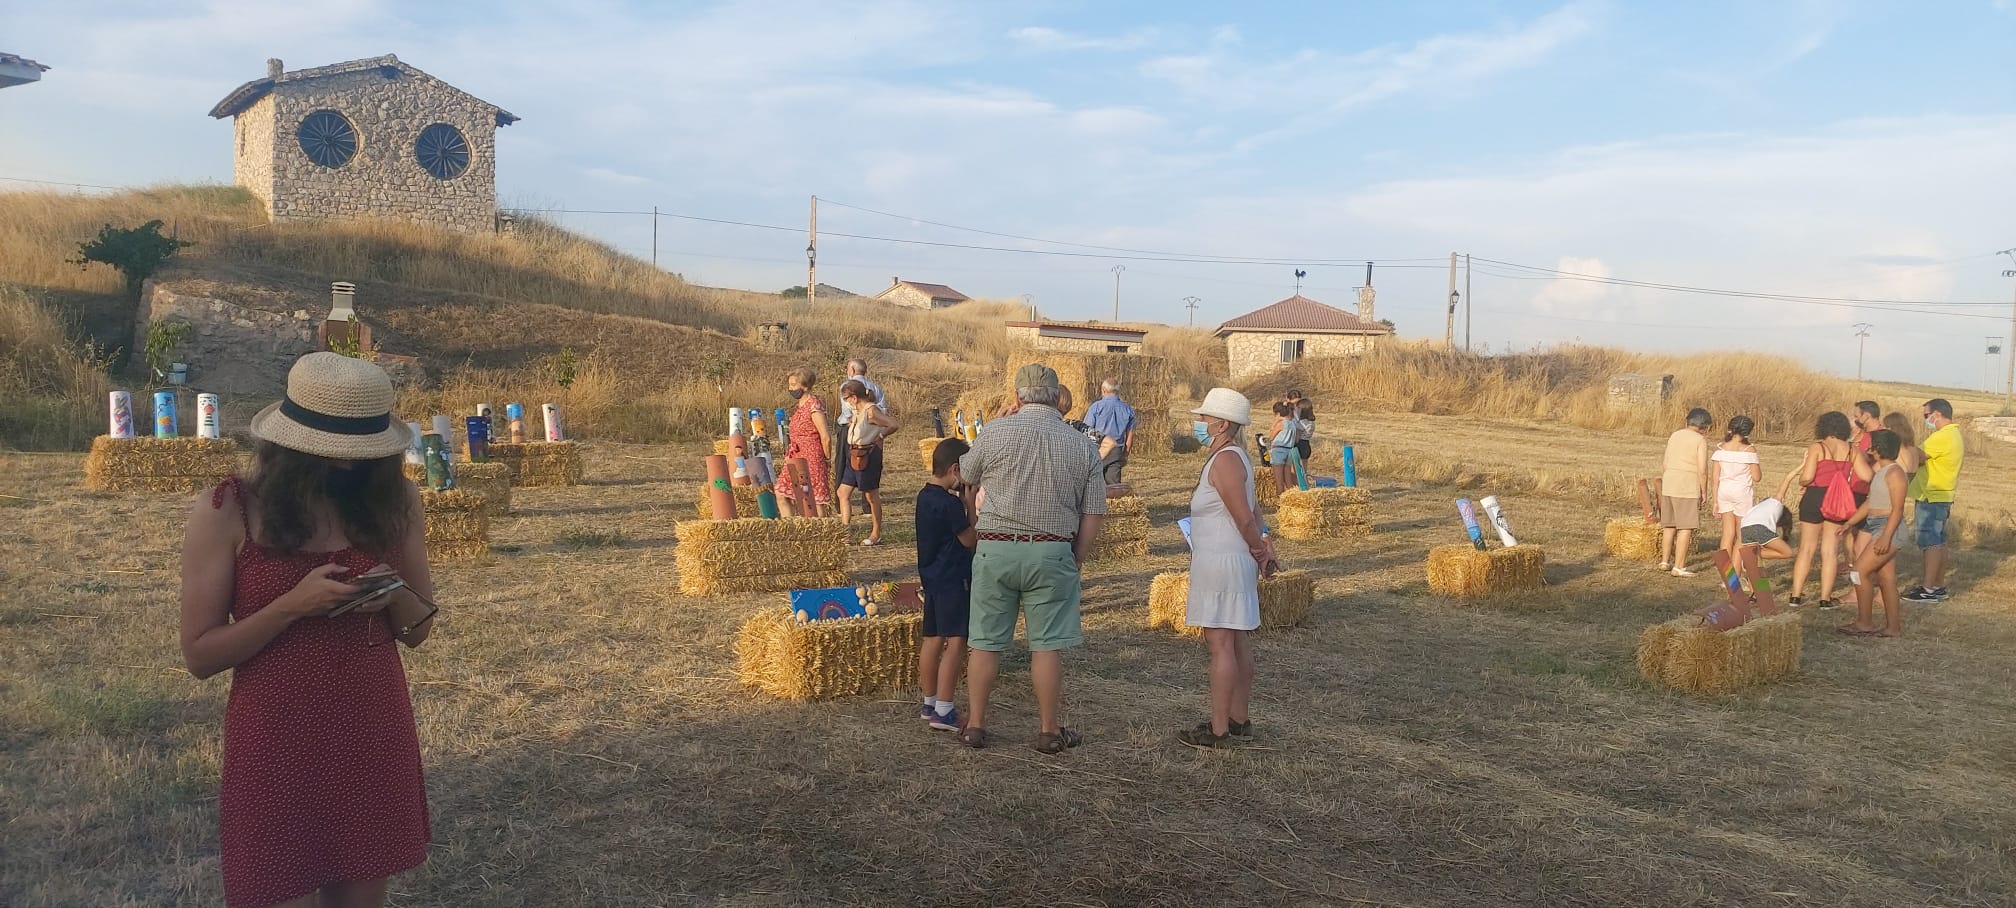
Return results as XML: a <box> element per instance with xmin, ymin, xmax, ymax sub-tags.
<box><xmin>957</xmin><ymin>726</ymin><xmax>988</xmax><ymax>749</ymax></box>
<box><xmin>1033</xmin><ymin>726</ymin><xmax>1083</xmax><ymax>754</ymax></box>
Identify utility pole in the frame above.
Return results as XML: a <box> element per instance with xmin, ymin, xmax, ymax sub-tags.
<box><xmin>651</xmin><ymin>206</ymin><xmax>658</xmax><ymax>268</ymax></box>
<box><xmin>1183</xmin><ymin>295</ymin><xmax>1201</xmax><ymax>326</ymax></box>
<box><xmin>1022</xmin><ymin>292</ymin><xmax>1035</xmax><ymax>320</ymax></box>
<box><xmin>1853</xmin><ymin>323</ymin><xmax>1873</xmax><ymax>383</ymax></box>
<box><xmin>2002</xmin><ymin>248</ymin><xmax>2016</xmax><ymax>412</ymax></box>
<box><xmin>1464</xmin><ymin>253</ymin><xmax>1472</xmax><ymax>352</ymax></box>
<box><xmin>1444</xmin><ymin>252</ymin><xmax>1458</xmax><ymax>349</ymax></box>
<box><xmin>806</xmin><ymin>195</ymin><xmax>818</xmax><ymax>306</ymax></box>
<box><xmin>1110</xmin><ymin>264</ymin><xmax>1126</xmax><ymax>321</ymax></box>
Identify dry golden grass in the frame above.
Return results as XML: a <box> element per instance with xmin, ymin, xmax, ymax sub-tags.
<box><xmin>5</xmin><ymin>414</ymin><xmax>2016</xmax><ymax>906</ymax></box>
<box><xmin>0</xmin><ymin>286</ymin><xmax>113</xmax><ymax>450</ymax></box>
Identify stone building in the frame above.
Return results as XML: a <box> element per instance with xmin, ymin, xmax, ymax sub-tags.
<box><xmin>208</xmin><ymin>55</ymin><xmax>517</xmax><ymax>231</ymax></box>
<box><xmin>873</xmin><ymin>277</ymin><xmax>970</xmax><ymax>310</ymax></box>
<box><xmin>1005</xmin><ymin>320</ymin><xmax>1146</xmax><ymax>354</ymax></box>
<box><xmin>1217</xmin><ymin>291</ymin><xmax>1391</xmax><ymax>383</ymax></box>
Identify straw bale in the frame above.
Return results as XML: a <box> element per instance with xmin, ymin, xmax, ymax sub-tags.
<box><xmin>736</xmin><ymin>608</ymin><xmax>923</xmax><ymax>701</ymax></box>
<box><xmin>403</xmin><ymin>461</ymin><xmax>511</xmax><ymax>515</ymax></box>
<box><xmin>953</xmin><ymin>391</ymin><xmax>1012</xmax><ymax>426</ymax></box>
<box><xmin>1254</xmin><ymin>465</ymin><xmax>1280</xmax><ymax>506</ymax></box>
<box><xmin>1605</xmin><ymin>517</ymin><xmax>1661</xmax><ymax>561</ymax></box>
<box><xmin>421</xmin><ymin>489</ymin><xmax>489</xmax><ymax>562</ymax></box>
<box><xmin>713</xmin><ymin>439</ymin><xmax>732</xmax><ymax>456</ymax></box>
<box><xmin>1002</xmin><ymin>352</ymin><xmax>1173</xmax><ymax>420</ymax></box>
<box><xmin>1636</xmin><ymin>611</ymin><xmax>1803</xmax><ymax>693</ymax></box>
<box><xmin>918</xmin><ymin>436</ymin><xmax>946</xmax><ymax>473</ymax></box>
<box><xmin>1133</xmin><ymin>410</ymin><xmax>1176</xmax><ymax>456</ymax></box>
<box><xmin>692</xmin><ymin>484</ymin><xmax>773</xmax><ymax>520</ymax></box>
<box><xmin>1089</xmin><ymin>495</ymin><xmax>1150</xmax><ymax>562</ymax></box>
<box><xmin>1146</xmin><ymin>570</ymin><xmax>1315</xmax><ymax>637</ymax></box>
<box><xmin>488</xmin><ymin>441</ymin><xmax>585</xmax><ymax>487</ymax></box>
<box><xmin>674</xmin><ymin>517</ymin><xmax>850</xmax><ymax>595</ymax></box>
<box><xmin>1426</xmin><ymin>544</ymin><xmax>1545</xmax><ymax>598</ymax></box>
<box><xmin>1275</xmin><ymin>487</ymin><xmax>1370</xmax><ymax>541</ymax></box>
<box><xmin>82</xmin><ymin>436</ymin><xmax>241</xmax><ymax>493</ymax></box>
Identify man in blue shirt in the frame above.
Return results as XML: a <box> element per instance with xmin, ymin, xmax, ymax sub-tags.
<box><xmin>1082</xmin><ymin>378</ymin><xmax>1136</xmax><ymax>484</ymax></box>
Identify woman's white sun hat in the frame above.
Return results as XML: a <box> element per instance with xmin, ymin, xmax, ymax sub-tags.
<box><xmin>247</xmin><ymin>352</ymin><xmax>415</xmax><ymax>460</ymax></box>
<box><xmin>1191</xmin><ymin>387</ymin><xmax>1253</xmax><ymax>426</ymax></box>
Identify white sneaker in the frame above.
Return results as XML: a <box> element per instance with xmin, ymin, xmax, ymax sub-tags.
<box><xmin>1671</xmin><ymin>567</ymin><xmax>1697</xmax><ymax>578</ymax></box>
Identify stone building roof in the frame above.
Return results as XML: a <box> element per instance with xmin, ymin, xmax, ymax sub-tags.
<box><xmin>0</xmin><ymin>53</ymin><xmax>49</xmax><ymax>88</ymax></box>
<box><xmin>208</xmin><ymin>54</ymin><xmax>519</xmax><ymax>126</ymax></box>
<box><xmin>1005</xmin><ymin>320</ymin><xmax>1146</xmax><ymax>340</ymax></box>
<box><xmin>1215</xmin><ymin>295</ymin><xmax>1389</xmax><ymax>337</ymax></box>
<box><xmin>875</xmin><ymin>278</ymin><xmax>969</xmax><ymax>303</ymax></box>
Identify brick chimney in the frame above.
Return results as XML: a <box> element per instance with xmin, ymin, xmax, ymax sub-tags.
<box><xmin>266</xmin><ymin>58</ymin><xmax>284</xmax><ymax>79</ymax></box>
<box><xmin>891</xmin><ymin>276</ymin><xmax>901</xmax><ymax>287</ymax></box>
<box><xmin>1357</xmin><ymin>286</ymin><xmax>1376</xmax><ymax>321</ymax></box>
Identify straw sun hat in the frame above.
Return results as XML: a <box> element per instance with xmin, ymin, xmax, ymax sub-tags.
<box><xmin>1191</xmin><ymin>388</ymin><xmax>1253</xmax><ymax>426</ymax></box>
<box><xmin>248</xmin><ymin>352</ymin><xmax>414</xmax><ymax>460</ymax></box>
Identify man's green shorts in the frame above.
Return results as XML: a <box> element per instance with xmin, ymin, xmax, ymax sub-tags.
<box><xmin>969</xmin><ymin>539</ymin><xmax>1083</xmax><ymax>652</ymax></box>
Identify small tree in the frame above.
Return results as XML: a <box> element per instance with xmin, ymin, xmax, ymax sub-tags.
<box><xmin>142</xmin><ymin>321</ymin><xmax>191</xmax><ymax>381</ymax></box>
<box><xmin>780</xmin><ymin>285</ymin><xmax>808</xmax><ymax>299</ymax></box>
<box><xmin>70</xmin><ymin>220</ymin><xmax>193</xmax><ymax>298</ymax></box>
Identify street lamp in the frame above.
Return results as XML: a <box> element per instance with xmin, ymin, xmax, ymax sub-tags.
<box><xmin>805</xmin><ymin>242</ymin><xmax>816</xmax><ymax>305</ymax></box>
<box><xmin>1446</xmin><ymin>289</ymin><xmax>1461</xmax><ymax>349</ymax></box>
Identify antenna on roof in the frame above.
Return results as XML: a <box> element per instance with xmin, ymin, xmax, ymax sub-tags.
<box><xmin>1293</xmin><ymin>269</ymin><xmax>1307</xmax><ymax>295</ymax></box>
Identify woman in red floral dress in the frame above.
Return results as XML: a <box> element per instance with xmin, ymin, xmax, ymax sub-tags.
<box><xmin>179</xmin><ymin>353</ymin><xmax>439</xmax><ymax>908</ymax></box>
<box><xmin>779</xmin><ymin>366</ymin><xmax>836</xmax><ymax>517</ymax></box>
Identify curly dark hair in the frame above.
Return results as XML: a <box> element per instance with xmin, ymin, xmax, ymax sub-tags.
<box><xmin>1814</xmin><ymin>411</ymin><xmax>1852</xmax><ymax>441</ymax></box>
<box><xmin>245</xmin><ymin>441</ymin><xmax>413</xmax><ymax>556</ymax></box>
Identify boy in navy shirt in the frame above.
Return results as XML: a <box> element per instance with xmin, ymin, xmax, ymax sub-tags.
<box><xmin>915</xmin><ymin>438</ymin><xmax>976</xmax><ymax>731</ymax></box>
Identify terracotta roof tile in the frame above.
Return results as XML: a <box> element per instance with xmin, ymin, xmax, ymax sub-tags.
<box><xmin>1216</xmin><ymin>295</ymin><xmax>1388</xmax><ymax>336</ymax></box>
<box><xmin>879</xmin><ymin>280</ymin><xmax>969</xmax><ymax>302</ymax></box>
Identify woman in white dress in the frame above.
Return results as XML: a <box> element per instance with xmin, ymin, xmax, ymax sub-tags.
<box><xmin>1179</xmin><ymin>389</ymin><xmax>1282</xmax><ymax>749</ymax></box>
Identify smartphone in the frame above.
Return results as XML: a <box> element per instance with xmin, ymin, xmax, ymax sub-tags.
<box><xmin>329</xmin><ymin>568</ymin><xmax>405</xmax><ymax>617</ymax></box>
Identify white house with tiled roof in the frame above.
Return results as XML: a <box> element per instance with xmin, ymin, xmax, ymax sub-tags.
<box><xmin>1216</xmin><ymin>289</ymin><xmax>1391</xmax><ymax>383</ymax></box>
<box><xmin>873</xmin><ymin>277</ymin><xmax>971</xmax><ymax>310</ymax></box>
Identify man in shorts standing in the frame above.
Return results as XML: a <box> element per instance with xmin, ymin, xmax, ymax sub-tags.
<box><xmin>957</xmin><ymin>364</ymin><xmax>1106</xmax><ymax>754</ymax></box>
<box><xmin>1658</xmin><ymin>407</ymin><xmax>1713</xmax><ymax>577</ymax></box>
<box><xmin>1904</xmin><ymin>398</ymin><xmax>1964</xmax><ymax>602</ymax></box>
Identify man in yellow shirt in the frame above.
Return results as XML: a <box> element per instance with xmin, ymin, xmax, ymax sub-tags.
<box><xmin>1904</xmin><ymin>398</ymin><xmax>1963</xmax><ymax>602</ymax></box>
<box><xmin>1658</xmin><ymin>408</ymin><xmax>1714</xmax><ymax>577</ymax></box>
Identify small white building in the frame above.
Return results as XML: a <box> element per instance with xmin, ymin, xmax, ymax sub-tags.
<box><xmin>1005</xmin><ymin>320</ymin><xmax>1146</xmax><ymax>354</ymax></box>
<box><xmin>1216</xmin><ymin>291</ymin><xmax>1391</xmax><ymax>383</ymax></box>
<box><xmin>873</xmin><ymin>277</ymin><xmax>970</xmax><ymax>310</ymax></box>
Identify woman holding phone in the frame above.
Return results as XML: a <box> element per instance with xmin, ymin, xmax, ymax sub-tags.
<box><xmin>179</xmin><ymin>352</ymin><xmax>437</xmax><ymax>908</ymax></box>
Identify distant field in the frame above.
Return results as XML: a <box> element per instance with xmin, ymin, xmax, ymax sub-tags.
<box><xmin>5</xmin><ymin>415</ymin><xmax>2014</xmax><ymax>907</ymax></box>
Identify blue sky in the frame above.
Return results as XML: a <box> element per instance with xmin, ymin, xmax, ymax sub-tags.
<box><xmin>4</xmin><ymin>1</ymin><xmax>2014</xmax><ymax>388</ymax></box>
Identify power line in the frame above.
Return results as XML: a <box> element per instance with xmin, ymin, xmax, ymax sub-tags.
<box><xmin>817</xmin><ymin>196</ymin><xmax>1447</xmax><ymax>265</ymax></box>
<box><xmin>1473</xmin><ymin>256</ymin><xmax>2015</xmax><ymax>310</ymax></box>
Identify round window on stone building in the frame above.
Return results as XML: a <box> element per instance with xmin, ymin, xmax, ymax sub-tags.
<box><xmin>297</xmin><ymin>110</ymin><xmax>359</xmax><ymax>168</ymax></box>
<box><xmin>415</xmin><ymin>123</ymin><xmax>471</xmax><ymax>180</ymax></box>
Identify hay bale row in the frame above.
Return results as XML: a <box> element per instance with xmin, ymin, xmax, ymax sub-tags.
<box><xmin>1254</xmin><ymin>465</ymin><xmax>1280</xmax><ymax>507</ymax></box>
<box><xmin>918</xmin><ymin>435</ymin><xmax>947</xmax><ymax>473</ymax></box>
<box><xmin>735</xmin><ymin>608</ymin><xmax>923</xmax><ymax>701</ymax></box>
<box><xmin>1275</xmin><ymin>487</ymin><xmax>1369</xmax><ymax>541</ymax></box>
<box><xmin>691</xmin><ymin>484</ymin><xmax>773</xmax><ymax>520</ymax></box>
<box><xmin>488</xmin><ymin>441</ymin><xmax>584</xmax><ymax>487</ymax></box>
<box><xmin>421</xmin><ymin>489</ymin><xmax>489</xmax><ymax>562</ymax></box>
<box><xmin>1426</xmin><ymin>545</ymin><xmax>1545</xmax><ymax>598</ymax></box>
<box><xmin>1636</xmin><ymin>612</ymin><xmax>1802</xmax><ymax>693</ymax></box>
<box><xmin>1605</xmin><ymin>517</ymin><xmax>1661</xmax><ymax>561</ymax></box>
<box><xmin>82</xmin><ymin>436</ymin><xmax>241</xmax><ymax>493</ymax></box>
<box><xmin>1088</xmin><ymin>495</ymin><xmax>1149</xmax><ymax>561</ymax></box>
<box><xmin>673</xmin><ymin>517</ymin><xmax>849</xmax><ymax>595</ymax></box>
<box><xmin>1133</xmin><ymin>409</ymin><xmax>1176</xmax><ymax>456</ymax></box>
<box><xmin>403</xmin><ymin>461</ymin><xmax>512</xmax><ymax>516</ymax></box>
<box><xmin>1147</xmin><ymin>570</ymin><xmax>1315</xmax><ymax>636</ymax></box>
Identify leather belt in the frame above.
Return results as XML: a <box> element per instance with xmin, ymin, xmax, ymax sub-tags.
<box><xmin>978</xmin><ymin>532</ymin><xmax>1075</xmax><ymax>543</ymax></box>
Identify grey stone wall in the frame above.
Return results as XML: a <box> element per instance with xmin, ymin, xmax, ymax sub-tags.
<box><xmin>136</xmin><ymin>282</ymin><xmax>420</xmax><ymax>428</ymax></box>
<box><xmin>239</xmin><ymin>67</ymin><xmax>499</xmax><ymax>231</ymax></box>
<box><xmin>1607</xmin><ymin>373</ymin><xmax>1675</xmax><ymax>412</ymax></box>
<box><xmin>877</xmin><ymin>285</ymin><xmax>938</xmax><ymax>310</ymax></box>
<box><xmin>1226</xmin><ymin>331</ymin><xmax>1380</xmax><ymax>383</ymax></box>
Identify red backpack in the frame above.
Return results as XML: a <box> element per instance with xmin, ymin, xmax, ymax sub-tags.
<box><xmin>1819</xmin><ymin>461</ymin><xmax>1857</xmax><ymax>522</ymax></box>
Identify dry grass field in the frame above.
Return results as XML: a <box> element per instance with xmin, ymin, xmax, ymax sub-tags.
<box><xmin>6</xmin><ymin>412</ymin><xmax>2016</xmax><ymax>907</ymax></box>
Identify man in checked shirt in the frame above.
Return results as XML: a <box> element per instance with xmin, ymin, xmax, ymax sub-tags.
<box><xmin>955</xmin><ymin>363</ymin><xmax>1106</xmax><ymax>753</ymax></box>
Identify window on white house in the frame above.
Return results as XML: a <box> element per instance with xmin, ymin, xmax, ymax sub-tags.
<box><xmin>1106</xmin><ymin>345</ymin><xmax>1130</xmax><ymax>353</ymax></box>
<box><xmin>1279</xmin><ymin>338</ymin><xmax>1305</xmax><ymax>364</ymax></box>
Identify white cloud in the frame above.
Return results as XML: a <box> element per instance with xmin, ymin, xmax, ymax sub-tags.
<box><xmin>1532</xmin><ymin>257</ymin><xmax>1614</xmax><ymax>315</ymax></box>
<box><xmin>582</xmin><ymin>167</ymin><xmax>651</xmax><ymax>185</ymax></box>
<box><xmin>1007</xmin><ymin>26</ymin><xmax>1158</xmax><ymax>53</ymax></box>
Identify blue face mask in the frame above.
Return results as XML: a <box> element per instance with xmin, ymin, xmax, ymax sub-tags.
<box><xmin>1924</xmin><ymin>417</ymin><xmax>1936</xmax><ymax>430</ymax></box>
<box><xmin>1192</xmin><ymin>421</ymin><xmax>1213</xmax><ymax>443</ymax></box>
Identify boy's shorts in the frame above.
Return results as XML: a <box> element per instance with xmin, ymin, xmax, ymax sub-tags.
<box><xmin>921</xmin><ymin>580</ymin><xmax>969</xmax><ymax>638</ymax></box>
<box><xmin>1915</xmin><ymin>500</ymin><xmax>1951</xmax><ymax>548</ymax></box>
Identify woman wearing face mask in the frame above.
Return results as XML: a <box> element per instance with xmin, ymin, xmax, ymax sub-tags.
<box><xmin>179</xmin><ymin>352</ymin><xmax>437</xmax><ymax>908</ymax></box>
<box><xmin>1178</xmin><ymin>388</ymin><xmax>1280</xmax><ymax>749</ymax></box>
<box><xmin>779</xmin><ymin>367</ymin><xmax>836</xmax><ymax>518</ymax></box>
